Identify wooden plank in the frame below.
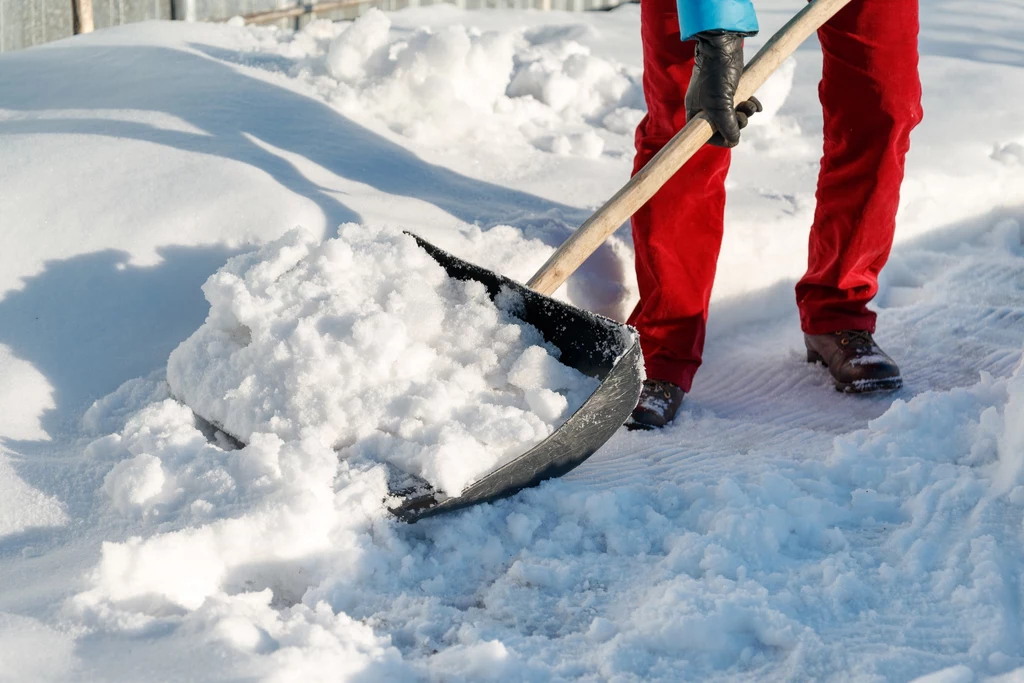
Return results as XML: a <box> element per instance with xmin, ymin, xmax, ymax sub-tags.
<box><xmin>229</xmin><ymin>0</ymin><xmax>372</xmax><ymax>24</ymax></box>
<box><xmin>72</xmin><ymin>0</ymin><xmax>94</xmax><ymax>33</ymax></box>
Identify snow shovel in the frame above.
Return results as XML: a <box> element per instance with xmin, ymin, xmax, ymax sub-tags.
<box><xmin>392</xmin><ymin>0</ymin><xmax>853</xmax><ymax>521</ymax></box>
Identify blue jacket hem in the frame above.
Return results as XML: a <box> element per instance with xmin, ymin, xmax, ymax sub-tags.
<box><xmin>677</xmin><ymin>0</ymin><xmax>759</xmax><ymax>41</ymax></box>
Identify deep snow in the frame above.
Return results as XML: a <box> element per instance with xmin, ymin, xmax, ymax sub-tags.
<box><xmin>1</xmin><ymin>1</ymin><xmax>1024</xmax><ymax>681</ymax></box>
<box><xmin>166</xmin><ymin>225</ymin><xmax>599</xmax><ymax>496</ymax></box>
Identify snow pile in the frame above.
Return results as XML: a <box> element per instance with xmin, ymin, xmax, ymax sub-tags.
<box><xmin>167</xmin><ymin>225</ymin><xmax>598</xmax><ymax>495</ymax></box>
<box><xmin>505</xmin><ymin>24</ymin><xmax>643</xmax><ymax>156</ymax></box>
<box><xmin>76</xmin><ymin>393</ymin><xmax>391</xmax><ymax>621</ymax></box>
<box><xmin>251</xmin><ymin>10</ymin><xmax>643</xmax><ymax>155</ymax></box>
<box><xmin>230</xmin><ymin>9</ymin><xmax>808</xmax><ymax>160</ymax></box>
<box><xmin>74</xmin><ymin>378</ymin><xmax>404</xmax><ymax>681</ymax></box>
<box><xmin>323</xmin><ymin>11</ymin><xmax>520</xmax><ymax>143</ymax></box>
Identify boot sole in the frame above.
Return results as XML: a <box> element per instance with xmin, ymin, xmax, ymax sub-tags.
<box><xmin>625</xmin><ymin>410</ymin><xmax>669</xmax><ymax>431</ymax></box>
<box><xmin>806</xmin><ymin>349</ymin><xmax>903</xmax><ymax>394</ymax></box>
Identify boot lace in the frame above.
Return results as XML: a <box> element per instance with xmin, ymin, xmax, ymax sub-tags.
<box><xmin>643</xmin><ymin>379</ymin><xmax>677</xmax><ymax>400</ymax></box>
<box><xmin>834</xmin><ymin>330</ymin><xmax>875</xmax><ymax>350</ymax></box>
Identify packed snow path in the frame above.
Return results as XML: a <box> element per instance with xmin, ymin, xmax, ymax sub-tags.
<box><xmin>1</xmin><ymin>1</ymin><xmax>1024</xmax><ymax>681</ymax></box>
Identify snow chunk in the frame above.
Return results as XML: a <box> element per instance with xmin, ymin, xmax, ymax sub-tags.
<box><xmin>325</xmin><ymin>8</ymin><xmax>392</xmax><ymax>83</ymax></box>
<box><xmin>602</xmin><ymin>106</ymin><xmax>645</xmax><ymax>135</ymax></box>
<box><xmin>82</xmin><ymin>373</ymin><xmax>170</xmax><ymax>436</ymax></box>
<box><xmin>168</xmin><ymin>225</ymin><xmax>598</xmax><ymax>495</ymax></box>
<box><xmin>428</xmin><ymin>640</ymin><xmax>515</xmax><ymax>681</ymax></box>
<box><xmin>323</xmin><ymin>13</ymin><xmax>519</xmax><ymax>143</ymax></box>
<box><xmin>546</xmin><ymin>130</ymin><xmax>605</xmax><ymax>158</ymax></box>
<box><xmin>102</xmin><ymin>454</ymin><xmax>167</xmax><ymax>516</ymax></box>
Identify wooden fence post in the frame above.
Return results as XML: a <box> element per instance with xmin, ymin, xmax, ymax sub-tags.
<box><xmin>72</xmin><ymin>0</ymin><xmax>95</xmax><ymax>34</ymax></box>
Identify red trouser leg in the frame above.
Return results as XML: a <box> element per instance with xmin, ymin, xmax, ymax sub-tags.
<box><xmin>629</xmin><ymin>0</ymin><xmax>731</xmax><ymax>392</ymax></box>
<box><xmin>797</xmin><ymin>0</ymin><xmax>924</xmax><ymax>334</ymax></box>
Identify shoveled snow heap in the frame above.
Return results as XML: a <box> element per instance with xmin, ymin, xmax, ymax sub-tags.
<box><xmin>167</xmin><ymin>225</ymin><xmax>599</xmax><ymax>495</ymax></box>
<box><xmin>237</xmin><ymin>8</ymin><xmax>645</xmax><ymax>157</ymax></box>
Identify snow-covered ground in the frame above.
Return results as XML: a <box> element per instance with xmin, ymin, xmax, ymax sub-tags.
<box><xmin>1</xmin><ymin>0</ymin><xmax>1024</xmax><ymax>680</ymax></box>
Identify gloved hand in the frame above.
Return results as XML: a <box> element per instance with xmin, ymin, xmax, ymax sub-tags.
<box><xmin>685</xmin><ymin>31</ymin><xmax>763</xmax><ymax>148</ymax></box>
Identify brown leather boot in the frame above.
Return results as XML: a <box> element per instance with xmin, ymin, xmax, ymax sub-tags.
<box><xmin>805</xmin><ymin>330</ymin><xmax>903</xmax><ymax>393</ymax></box>
<box><xmin>628</xmin><ymin>379</ymin><xmax>685</xmax><ymax>430</ymax></box>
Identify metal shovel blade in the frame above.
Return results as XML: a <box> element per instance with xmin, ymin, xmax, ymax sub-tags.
<box><xmin>389</xmin><ymin>235</ymin><xmax>643</xmax><ymax>522</ymax></box>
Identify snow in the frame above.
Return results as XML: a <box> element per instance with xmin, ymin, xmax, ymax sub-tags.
<box><xmin>274</xmin><ymin>8</ymin><xmax>644</xmax><ymax>153</ymax></box>
<box><xmin>1</xmin><ymin>0</ymin><xmax>1024</xmax><ymax>680</ymax></box>
<box><xmin>167</xmin><ymin>224</ymin><xmax>598</xmax><ymax>495</ymax></box>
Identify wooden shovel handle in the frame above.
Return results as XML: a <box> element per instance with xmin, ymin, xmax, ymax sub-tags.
<box><xmin>525</xmin><ymin>0</ymin><xmax>853</xmax><ymax>296</ymax></box>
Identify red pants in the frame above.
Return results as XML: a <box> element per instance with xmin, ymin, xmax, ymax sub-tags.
<box><xmin>629</xmin><ymin>0</ymin><xmax>923</xmax><ymax>391</ymax></box>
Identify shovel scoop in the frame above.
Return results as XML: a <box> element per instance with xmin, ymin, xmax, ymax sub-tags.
<box><xmin>394</xmin><ymin>0</ymin><xmax>852</xmax><ymax>521</ymax></box>
<box><xmin>388</xmin><ymin>236</ymin><xmax>643</xmax><ymax>521</ymax></box>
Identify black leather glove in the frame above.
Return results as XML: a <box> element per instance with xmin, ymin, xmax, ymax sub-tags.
<box><xmin>685</xmin><ymin>32</ymin><xmax>762</xmax><ymax>148</ymax></box>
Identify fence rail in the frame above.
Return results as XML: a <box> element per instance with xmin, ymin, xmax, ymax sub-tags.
<box><xmin>1</xmin><ymin>0</ymin><xmax>630</xmax><ymax>53</ymax></box>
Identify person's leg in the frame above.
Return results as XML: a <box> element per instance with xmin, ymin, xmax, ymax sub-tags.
<box><xmin>630</xmin><ymin>0</ymin><xmax>732</xmax><ymax>393</ymax></box>
<box><xmin>796</xmin><ymin>0</ymin><xmax>923</xmax><ymax>334</ymax></box>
